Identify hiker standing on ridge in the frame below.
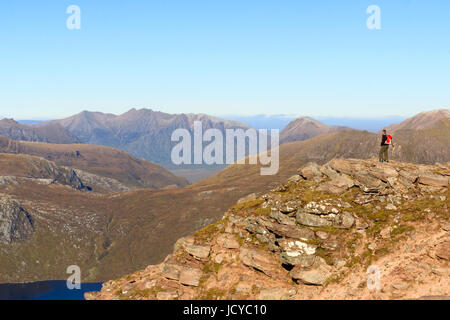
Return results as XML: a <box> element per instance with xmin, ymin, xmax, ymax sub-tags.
<box><xmin>379</xmin><ymin>129</ymin><xmax>394</xmax><ymax>163</ymax></box>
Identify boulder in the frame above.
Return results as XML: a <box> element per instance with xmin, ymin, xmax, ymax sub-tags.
<box><xmin>173</xmin><ymin>235</ymin><xmax>195</xmax><ymax>252</ymax></box>
<box><xmin>435</xmin><ymin>241</ymin><xmax>450</xmax><ymax>260</ymax></box>
<box><xmin>179</xmin><ymin>267</ymin><xmax>203</xmax><ymax>286</ymax></box>
<box><xmin>279</xmin><ymin>201</ymin><xmax>298</xmax><ymax>214</ymax></box>
<box><xmin>281</xmin><ymin>252</ymin><xmax>316</xmax><ymax>267</ymax></box>
<box><xmin>418</xmin><ymin>173</ymin><xmax>449</xmax><ymax>187</ymax></box>
<box><xmin>239</xmin><ymin>248</ymin><xmax>282</xmax><ymax>278</ymax></box>
<box><xmin>353</xmin><ymin>171</ymin><xmax>386</xmax><ymax>192</ymax></box>
<box><xmin>184</xmin><ymin>244</ymin><xmax>211</xmax><ymax>259</ymax></box>
<box><xmin>289</xmin><ymin>257</ymin><xmax>332</xmax><ymax>286</ymax></box>
<box><xmin>244</xmin><ymin>217</ymin><xmax>270</xmax><ymax>236</ymax></box>
<box><xmin>216</xmin><ymin>233</ymin><xmax>240</xmax><ymax>249</ymax></box>
<box><xmin>318</xmin><ymin>174</ymin><xmax>355</xmax><ymax>195</ymax></box>
<box><xmin>261</xmin><ymin>219</ymin><xmax>315</xmax><ymax>240</ymax></box>
<box><xmin>315</xmin><ymin>231</ymin><xmax>329</xmax><ymax>240</ymax></box>
<box><xmin>296</xmin><ymin>210</ymin><xmax>354</xmax><ymax>229</ymax></box>
<box><xmin>269</xmin><ymin>208</ymin><xmax>296</xmax><ymax>226</ymax></box>
<box><xmin>327</xmin><ymin>158</ymin><xmax>355</xmax><ymax>176</ymax></box>
<box><xmin>277</xmin><ymin>238</ymin><xmax>317</xmax><ymax>255</ymax></box>
<box><xmin>303</xmin><ymin>200</ymin><xmax>343</xmax><ymax>215</ymax></box>
<box><xmin>162</xmin><ymin>264</ymin><xmax>182</xmax><ymax>281</ymax></box>
<box><xmin>299</xmin><ymin>162</ymin><xmax>323</xmax><ymax>180</ymax></box>
<box><xmin>296</xmin><ymin>211</ymin><xmax>333</xmax><ymax>228</ymax></box>
<box><xmin>368</xmin><ymin>165</ymin><xmax>399</xmax><ymax>182</ymax></box>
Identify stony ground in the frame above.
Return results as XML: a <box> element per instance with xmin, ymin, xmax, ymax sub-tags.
<box><xmin>86</xmin><ymin>158</ymin><xmax>449</xmax><ymax>300</ymax></box>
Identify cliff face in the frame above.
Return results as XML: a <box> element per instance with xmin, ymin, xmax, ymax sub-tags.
<box><xmin>87</xmin><ymin>158</ymin><xmax>449</xmax><ymax>300</ymax></box>
<box><xmin>0</xmin><ymin>198</ymin><xmax>34</xmax><ymax>244</ymax></box>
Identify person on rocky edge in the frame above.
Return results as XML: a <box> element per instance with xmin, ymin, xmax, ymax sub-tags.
<box><xmin>379</xmin><ymin>129</ymin><xmax>394</xmax><ymax>163</ymax></box>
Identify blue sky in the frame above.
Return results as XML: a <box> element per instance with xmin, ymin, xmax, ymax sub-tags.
<box><xmin>0</xmin><ymin>0</ymin><xmax>449</xmax><ymax>119</ymax></box>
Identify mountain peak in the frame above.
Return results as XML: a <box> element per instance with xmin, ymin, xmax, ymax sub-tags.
<box><xmin>385</xmin><ymin>108</ymin><xmax>450</xmax><ymax>132</ymax></box>
<box><xmin>0</xmin><ymin>118</ymin><xmax>19</xmax><ymax>125</ymax></box>
<box><xmin>280</xmin><ymin>117</ymin><xmax>348</xmax><ymax>144</ymax></box>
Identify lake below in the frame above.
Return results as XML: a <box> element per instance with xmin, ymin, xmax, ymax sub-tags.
<box><xmin>0</xmin><ymin>280</ymin><xmax>102</xmax><ymax>300</ymax></box>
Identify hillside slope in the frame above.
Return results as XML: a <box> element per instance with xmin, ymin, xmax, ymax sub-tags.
<box><xmin>0</xmin><ymin>136</ymin><xmax>188</xmax><ymax>189</ymax></box>
<box><xmin>87</xmin><ymin>159</ymin><xmax>449</xmax><ymax>300</ymax></box>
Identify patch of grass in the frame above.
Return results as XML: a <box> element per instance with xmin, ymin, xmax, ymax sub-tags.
<box><xmin>194</xmin><ymin>218</ymin><xmax>227</xmax><ymax>242</ymax></box>
<box><xmin>198</xmin><ymin>288</ymin><xmax>227</xmax><ymax>300</ymax></box>
<box><xmin>148</xmin><ymin>286</ymin><xmax>164</xmax><ymax>297</ymax></box>
<box><xmin>368</xmin><ymin>209</ymin><xmax>390</xmax><ymax>222</ymax></box>
<box><xmin>129</xmin><ymin>288</ymin><xmax>151</xmax><ymax>299</ymax></box>
<box><xmin>231</xmin><ymin>199</ymin><xmax>265</xmax><ymax>212</ymax></box>
<box><xmin>253</xmin><ymin>206</ymin><xmax>271</xmax><ymax>216</ymax></box>
<box><xmin>203</xmin><ymin>260</ymin><xmax>222</xmax><ymax>274</ymax></box>
<box><xmin>315</xmin><ymin>248</ymin><xmax>334</xmax><ymax>265</ymax></box>
<box><xmin>390</xmin><ymin>225</ymin><xmax>415</xmax><ymax>238</ymax></box>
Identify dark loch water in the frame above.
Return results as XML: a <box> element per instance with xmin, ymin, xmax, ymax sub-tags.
<box><xmin>0</xmin><ymin>281</ymin><xmax>102</xmax><ymax>300</ymax></box>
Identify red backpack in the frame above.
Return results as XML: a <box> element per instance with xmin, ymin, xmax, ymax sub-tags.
<box><xmin>386</xmin><ymin>135</ymin><xmax>392</xmax><ymax>144</ymax></box>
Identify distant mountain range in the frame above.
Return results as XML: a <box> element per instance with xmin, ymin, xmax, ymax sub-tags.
<box><xmin>36</xmin><ymin>109</ymin><xmax>252</xmax><ymax>169</ymax></box>
<box><xmin>0</xmin><ymin>108</ymin><xmax>448</xmax><ymax>178</ymax></box>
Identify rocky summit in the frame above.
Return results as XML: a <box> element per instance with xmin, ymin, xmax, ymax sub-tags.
<box><xmin>86</xmin><ymin>158</ymin><xmax>449</xmax><ymax>300</ymax></box>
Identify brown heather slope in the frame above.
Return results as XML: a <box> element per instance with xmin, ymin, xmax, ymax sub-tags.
<box><xmin>87</xmin><ymin>159</ymin><xmax>449</xmax><ymax>300</ymax></box>
<box><xmin>0</xmin><ymin>135</ymin><xmax>188</xmax><ymax>189</ymax></box>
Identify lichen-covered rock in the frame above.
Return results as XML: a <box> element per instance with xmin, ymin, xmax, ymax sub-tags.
<box><xmin>289</xmin><ymin>257</ymin><xmax>332</xmax><ymax>286</ymax></box>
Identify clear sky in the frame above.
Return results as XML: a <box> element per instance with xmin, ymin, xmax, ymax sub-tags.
<box><xmin>0</xmin><ymin>0</ymin><xmax>449</xmax><ymax>119</ymax></box>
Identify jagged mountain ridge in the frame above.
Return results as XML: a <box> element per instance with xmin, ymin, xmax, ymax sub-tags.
<box><xmin>36</xmin><ymin>108</ymin><xmax>252</xmax><ymax>167</ymax></box>
<box><xmin>86</xmin><ymin>158</ymin><xmax>449</xmax><ymax>300</ymax></box>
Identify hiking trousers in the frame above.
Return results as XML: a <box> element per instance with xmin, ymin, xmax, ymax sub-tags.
<box><xmin>379</xmin><ymin>145</ymin><xmax>389</xmax><ymax>162</ymax></box>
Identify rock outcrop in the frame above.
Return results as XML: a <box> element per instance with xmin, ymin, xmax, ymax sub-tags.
<box><xmin>0</xmin><ymin>198</ymin><xmax>33</xmax><ymax>244</ymax></box>
<box><xmin>87</xmin><ymin>158</ymin><xmax>449</xmax><ymax>300</ymax></box>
